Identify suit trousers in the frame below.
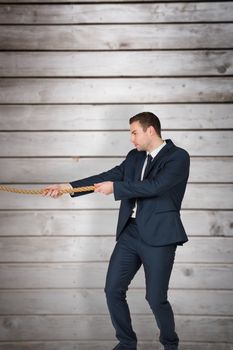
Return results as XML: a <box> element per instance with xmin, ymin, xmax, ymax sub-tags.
<box><xmin>104</xmin><ymin>219</ymin><xmax>179</xmax><ymax>349</ymax></box>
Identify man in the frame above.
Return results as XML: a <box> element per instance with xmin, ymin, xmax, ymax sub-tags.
<box><xmin>43</xmin><ymin>112</ymin><xmax>190</xmax><ymax>350</ymax></box>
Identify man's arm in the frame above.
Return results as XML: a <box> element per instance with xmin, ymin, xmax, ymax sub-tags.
<box><xmin>42</xmin><ymin>155</ymin><xmax>129</xmax><ymax>199</ymax></box>
<box><xmin>69</xmin><ymin>158</ymin><xmax>126</xmax><ymax>198</ymax></box>
<box><xmin>113</xmin><ymin>151</ymin><xmax>190</xmax><ymax>200</ymax></box>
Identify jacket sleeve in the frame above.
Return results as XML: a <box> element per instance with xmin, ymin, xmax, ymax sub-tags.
<box><xmin>69</xmin><ymin>157</ymin><xmax>127</xmax><ymax>198</ymax></box>
<box><xmin>113</xmin><ymin>151</ymin><xmax>190</xmax><ymax>200</ymax></box>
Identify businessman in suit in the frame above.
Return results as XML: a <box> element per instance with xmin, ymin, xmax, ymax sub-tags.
<box><xmin>43</xmin><ymin>112</ymin><xmax>190</xmax><ymax>350</ymax></box>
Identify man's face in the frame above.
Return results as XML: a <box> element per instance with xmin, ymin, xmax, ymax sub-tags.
<box><xmin>130</xmin><ymin>121</ymin><xmax>151</xmax><ymax>151</ymax></box>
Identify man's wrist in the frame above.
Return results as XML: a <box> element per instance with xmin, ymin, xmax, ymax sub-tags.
<box><xmin>66</xmin><ymin>183</ymin><xmax>74</xmax><ymax>196</ymax></box>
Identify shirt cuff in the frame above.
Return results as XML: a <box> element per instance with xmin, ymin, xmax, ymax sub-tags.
<box><xmin>68</xmin><ymin>183</ymin><xmax>75</xmax><ymax>197</ymax></box>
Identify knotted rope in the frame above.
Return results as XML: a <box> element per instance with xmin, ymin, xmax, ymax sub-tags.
<box><xmin>0</xmin><ymin>185</ymin><xmax>95</xmax><ymax>195</ymax></box>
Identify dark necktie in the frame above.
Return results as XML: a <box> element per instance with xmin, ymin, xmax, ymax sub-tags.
<box><xmin>143</xmin><ymin>154</ymin><xmax>153</xmax><ymax>180</ymax></box>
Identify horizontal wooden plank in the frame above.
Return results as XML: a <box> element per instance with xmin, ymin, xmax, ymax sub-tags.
<box><xmin>0</xmin><ymin>210</ymin><xmax>232</xmax><ymax>237</ymax></box>
<box><xmin>0</xmin><ymin>184</ymin><xmax>232</xmax><ymax>210</ymax></box>
<box><xmin>184</xmin><ymin>184</ymin><xmax>233</xmax><ymax>210</ymax></box>
<box><xmin>0</xmin><ymin>237</ymin><xmax>232</xmax><ymax>263</ymax></box>
<box><xmin>181</xmin><ymin>210</ymin><xmax>233</xmax><ymax>237</ymax></box>
<box><xmin>1</xmin><ymin>78</ymin><xmax>232</xmax><ymax>103</ymax></box>
<box><xmin>0</xmin><ymin>157</ymin><xmax>232</xmax><ymax>183</ymax></box>
<box><xmin>0</xmin><ymin>315</ymin><xmax>232</xmax><ymax>341</ymax></box>
<box><xmin>0</xmin><ymin>263</ymin><xmax>232</xmax><ymax>289</ymax></box>
<box><xmin>1</xmin><ymin>51</ymin><xmax>233</xmax><ymax>77</ymax></box>
<box><xmin>189</xmin><ymin>158</ymin><xmax>233</xmax><ymax>182</ymax></box>
<box><xmin>0</xmin><ymin>131</ymin><xmax>232</xmax><ymax>156</ymax></box>
<box><xmin>0</xmin><ymin>0</ymin><xmax>206</xmax><ymax>2</ymax></box>
<box><xmin>0</xmin><ymin>24</ymin><xmax>233</xmax><ymax>50</ymax></box>
<box><xmin>0</xmin><ymin>289</ymin><xmax>232</xmax><ymax>316</ymax></box>
<box><xmin>0</xmin><ymin>104</ymin><xmax>232</xmax><ymax>129</ymax></box>
<box><xmin>1</xmin><ymin>3</ymin><xmax>233</xmax><ymax>24</ymax></box>
<box><xmin>0</xmin><ymin>341</ymin><xmax>232</xmax><ymax>350</ymax></box>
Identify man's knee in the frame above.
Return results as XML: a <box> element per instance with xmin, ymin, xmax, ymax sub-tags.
<box><xmin>104</xmin><ymin>284</ymin><xmax>127</xmax><ymax>302</ymax></box>
<box><xmin>145</xmin><ymin>291</ymin><xmax>168</xmax><ymax>312</ymax></box>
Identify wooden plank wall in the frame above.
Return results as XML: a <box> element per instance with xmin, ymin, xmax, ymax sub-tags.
<box><xmin>0</xmin><ymin>1</ymin><xmax>233</xmax><ymax>349</ymax></box>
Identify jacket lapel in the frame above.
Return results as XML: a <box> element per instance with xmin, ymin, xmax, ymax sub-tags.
<box><xmin>144</xmin><ymin>139</ymin><xmax>175</xmax><ymax>178</ymax></box>
<box><xmin>134</xmin><ymin>140</ymin><xmax>175</xmax><ymax>180</ymax></box>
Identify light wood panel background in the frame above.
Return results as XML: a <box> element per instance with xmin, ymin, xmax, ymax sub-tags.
<box><xmin>0</xmin><ymin>1</ymin><xmax>233</xmax><ymax>349</ymax></box>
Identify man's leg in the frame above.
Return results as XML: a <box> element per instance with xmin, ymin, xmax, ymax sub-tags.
<box><xmin>140</xmin><ymin>242</ymin><xmax>179</xmax><ymax>350</ymax></box>
<box><xmin>104</xmin><ymin>223</ymin><xmax>142</xmax><ymax>349</ymax></box>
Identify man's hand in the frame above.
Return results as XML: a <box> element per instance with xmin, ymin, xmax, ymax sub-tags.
<box><xmin>94</xmin><ymin>182</ymin><xmax>113</xmax><ymax>195</ymax></box>
<box><xmin>42</xmin><ymin>183</ymin><xmax>73</xmax><ymax>198</ymax></box>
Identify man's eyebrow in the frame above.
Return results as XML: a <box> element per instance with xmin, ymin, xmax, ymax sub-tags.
<box><xmin>131</xmin><ymin>129</ymin><xmax>136</xmax><ymax>133</ymax></box>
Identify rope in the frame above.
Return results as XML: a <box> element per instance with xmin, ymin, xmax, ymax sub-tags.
<box><xmin>0</xmin><ymin>185</ymin><xmax>95</xmax><ymax>195</ymax></box>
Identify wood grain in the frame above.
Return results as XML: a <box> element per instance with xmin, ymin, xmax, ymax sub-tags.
<box><xmin>0</xmin><ymin>289</ymin><xmax>232</xmax><ymax>316</ymax></box>
<box><xmin>0</xmin><ymin>104</ymin><xmax>232</xmax><ymax>129</ymax></box>
<box><xmin>0</xmin><ymin>315</ymin><xmax>232</xmax><ymax>341</ymax></box>
<box><xmin>0</xmin><ymin>210</ymin><xmax>232</xmax><ymax>237</ymax></box>
<box><xmin>1</xmin><ymin>51</ymin><xmax>232</xmax><ymax>77</ymax></box>
<box><xmin>0</xmin><ymin>131</ymin><xmax>232</xmax><ymax>156</ymax></box>
<box><xmin>0</xmin><ymin>341</ymin><xmax>232</xmax><ymax>350</ymax></box>
<box><xmin>1</xmin><ymin>3</ymin><xmax>233</xmax><ymax>24</ymax></box>
<box><xmin>0</xmin><ymin>24</ymin><xmax>232</xmax><ymax>50</ymax></box>
<box><xmin>0</xmin><ymin>263</ymin><xmax>232</xmax><ymax>289</ymax></box>
<box><xmin>1</xmin><ymin>78</ymin><xmax>232</xmax><ymax>103</ymax></box>
<box><xmin>0</xmin><ymin>236</ymin><xmax>232</xmax><ymax>263</ymax></box>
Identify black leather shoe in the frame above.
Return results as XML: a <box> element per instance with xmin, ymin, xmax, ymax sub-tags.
<box><xmin>112</xmin><ymin>344</ymin><xmax>137</xmax><ymax>350</ymax></box>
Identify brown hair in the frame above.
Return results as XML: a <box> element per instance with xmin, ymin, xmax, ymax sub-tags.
<box><xmin>129</xmin><ymin>112</ymin><xmax>161</xmax><ymax>137</ymax></box>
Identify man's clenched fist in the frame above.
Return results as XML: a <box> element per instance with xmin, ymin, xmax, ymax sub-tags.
<box><xmin>42</xmin><ymin>183</ymin><xmax>73</xmax><ymax>198</ymax></box>
<box><xmin>94</xmin><ymin>182</ymin><xmax>113</xmax><ymax>195</ymax></box>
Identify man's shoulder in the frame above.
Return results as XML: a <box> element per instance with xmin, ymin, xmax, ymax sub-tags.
<box><xmin>167</xmin><ymin>145</ymin><xmax>190</xmax><ymax>168</ymax></box>
<box><xmin>174</xmin><ymin>146</ymin><xmax>190</xmax><ymax>160</ymax></box>
<box><xmin>166</xmin><ymin>139</ymin><xmax>189</xmax><ymax>158</ymax></box>
<box><xmin>126</xmin><ymin>148</ymin><xmax>142</xmax><ymax>158</ymax></box>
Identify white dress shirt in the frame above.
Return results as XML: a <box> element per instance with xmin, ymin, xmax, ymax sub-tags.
<box><xmin>131</xmin><ymin>140</ymin><xmax>166</xmax><ymax>218</ymax></box>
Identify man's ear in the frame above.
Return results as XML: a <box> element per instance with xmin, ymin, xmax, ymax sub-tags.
<box><xmin>148</xmin><ymin>125</ymin><xmax>155</xmax><ymax>136</ymax></box>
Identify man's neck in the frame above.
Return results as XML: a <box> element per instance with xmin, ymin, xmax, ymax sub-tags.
<box><xmin>147</xmin><ymin>138</ymin><xmax>164</xmax><ymax>153</ymax></box>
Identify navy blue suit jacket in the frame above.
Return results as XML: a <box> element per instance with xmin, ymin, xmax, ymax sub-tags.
<box><xmin>70</xmin><ymin>139</ymin><xmax>190</xmax><ymax>246</ymax></box>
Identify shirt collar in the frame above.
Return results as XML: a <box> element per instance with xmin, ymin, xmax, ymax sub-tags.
<box><xmin>147</xmin><ymin>140</ymin><xmax>166</xmax><ymax>159</ymax></box>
